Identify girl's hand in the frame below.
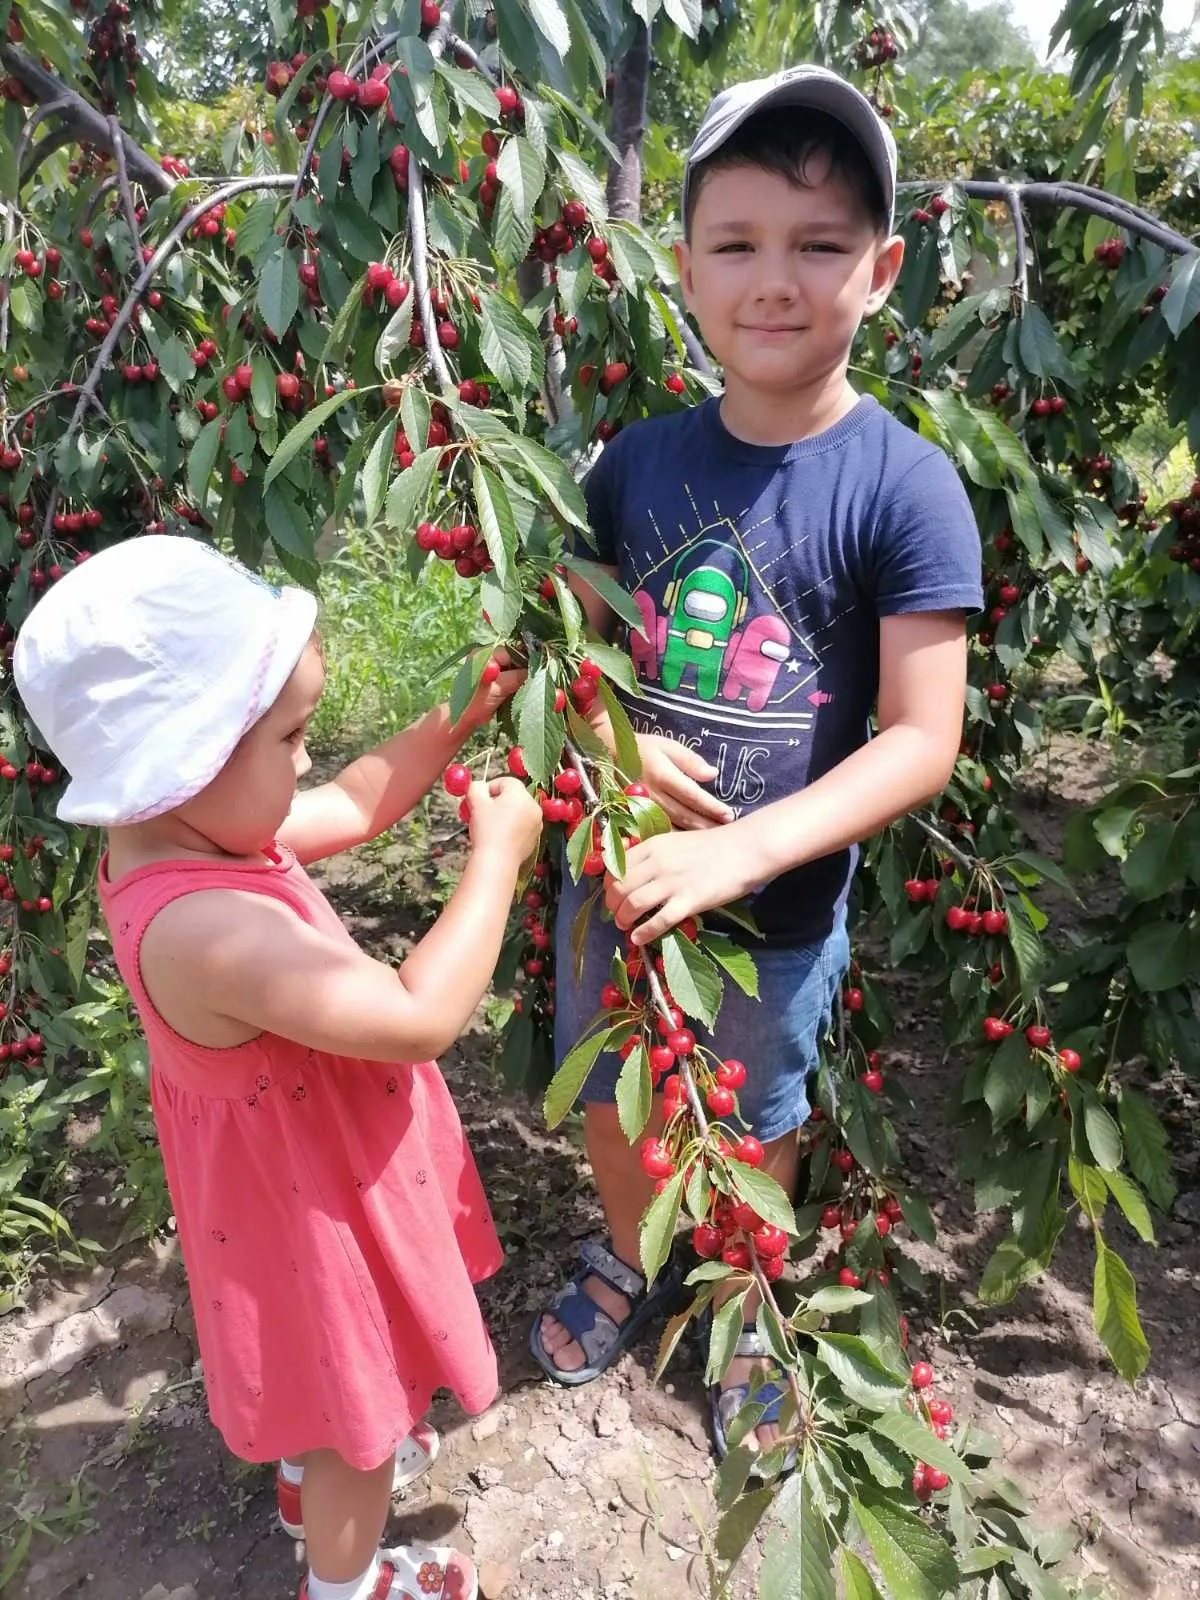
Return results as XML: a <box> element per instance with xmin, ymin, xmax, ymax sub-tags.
<box><xmin>468</xmin><ymin>776</ymin><xmax>543</xmax><ymax>863</ymax></box>
<box><xmin>457</xmin><ymin>648</ymin><xmax>525</xmax><ymax>732</ymax></box>
<box><xmin>636</xmin><ymin>734</ymin><xmax>735</xmax><ymax>829</ymax></box>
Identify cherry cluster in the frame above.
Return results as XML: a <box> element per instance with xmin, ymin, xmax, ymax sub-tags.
<box><xmin>1165</xmin><ymin>479</ymin><xmax>1200</xmax><ymax>568</ymax></box>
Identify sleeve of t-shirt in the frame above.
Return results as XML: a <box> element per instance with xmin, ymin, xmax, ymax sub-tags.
<box><xmin>581</xmin><ymin>436</ymin><xmax>621</xmax><ymax>566</ymax></box>
<box><xmin>871</xmin><ymin>447</ymin><xmax>984</xmax><ymax>616</ymax></box>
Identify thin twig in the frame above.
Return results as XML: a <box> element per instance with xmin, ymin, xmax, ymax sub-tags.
<box><xmin>445</xmin><ymin>33</ymin><xmax>497</xmax><ymax>84</ymax></box>
<box><xmin>913</xmin><ymin>813</ymin><xmax>977</xmax><ymax>876</ymax></box>
<box><xmin>406</xmin><ymin>20</ymin><xmax>457</xmax><ymax>398</ymax></box>
<box><xmin>108</xmin><ymin>114</ymin><xmax>141</xmax><ymax>252</ymax></box>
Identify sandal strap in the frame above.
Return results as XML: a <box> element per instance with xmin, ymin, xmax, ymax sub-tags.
<box><xmin>579</xmin><ymin>1237</ymin><xmax>646</xmax><ymax>1298</ymax></box>
<box><xmin>734</xmin><ymin>1326</ymin><xmax>770</xmax><ymax>1360</ymax></box>
<box><xmin>549</xmin><ymin>1281</ymin><xmax>622</xmax><ymax>1365</ymax></box>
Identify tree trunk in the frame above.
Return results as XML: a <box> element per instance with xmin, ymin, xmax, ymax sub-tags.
<box><xmin>606</xmin><ymin>19</ymin><xmax>650</xmax><ymax>223</ymax></box>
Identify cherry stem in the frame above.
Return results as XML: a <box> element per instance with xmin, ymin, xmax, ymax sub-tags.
<box><xmin>406</xmin><ymin>20</ymin><xmax>457</xmax><ymax>399</ymax></box>
<box><xmin>562</xmin><ymin>739</ymin><xmax>599</xmax><ymax>807</ymax></box>
<box><xmin>646</xmin><ymin>964</ymin><xmax>708</xmax><ymax>1134</ymax></box>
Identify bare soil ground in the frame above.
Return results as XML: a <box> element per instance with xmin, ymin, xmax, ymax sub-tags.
<box><xmin>1</xmin><ymin>734</ymin><xmax>1197</xmax><ymax>1600</ymax></box>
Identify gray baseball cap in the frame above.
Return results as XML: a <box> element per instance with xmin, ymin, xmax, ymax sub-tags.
<box><xmin>682</xmin><ymin>64</ymin><xmax>898</xmax><ymax>232</ymax></box>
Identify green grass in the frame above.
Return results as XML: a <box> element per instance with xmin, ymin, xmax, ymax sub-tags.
<box><xmin>306</xmin><ymin>525</ymin><xmax>478</xmax><ymax>753</ymax></box>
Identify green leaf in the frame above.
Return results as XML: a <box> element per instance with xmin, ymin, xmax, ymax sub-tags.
<box><xmin>1163</xmin><ymin>250</ymin><xmax>1200</xmax><ymax>337</ymax></box>
<box><xmin>1017</xmin><ymin>303</ymin><xmax>1078</xmax><ymax>383</ymax></box>
<box><xmin>727</xmin><ymin>1162</ymin><xmax>797</xmax><ymax>1234</ymax></box>
<box><xmin>496</xmin><ymin>133</ymin><xmax>547</xmax><ymax>227</ymax></box>
<box><xmin>187</xmin><ymin>417</ymin><xmax>222</xmax><ymax>503</ymax></box>
<box><xmin>434</xmin><ymin>58</ymin><xmax>500</xmax><ymax>119</ymax></box>
<box><xmin>1094</xmin><ymin>1241</ymin><xmax>1150</xmax><ymax>1382</ymax></box>
<box><xmin>543</xmin><ymin>1026</ymin><xmax>617</xmax><ymax>1127</ymax></box>
<box><xmin>553</xmin><ymin>146</ymin><xmax>608</xmax><ymax>225</ymax></box>
<box><xmin>705</xmin><ymin>1289</ymin><xmax>751</xmax><ymax>1385</ymax></box>
<box><xmin>840</xmin><ymin>1548</ymin><xmax>885</xmax><ymax>1600</ymax></box>
<box><xmin>385</xmin><ymin>445</ymin><xmax>441</xmax><ymax>538</ymax></box>
<box><xmin>871</xmin><ymin>1410</ymin><xmax>971</xmax><ymax>1484</ymax></box>
<box><xmin>1083</xmin><ymin>1094</ymin><xmax>1123</xmax><ymax>1172</ymax></box>
<box><xmin>614</xmin><ymin>1041</ymin><xmax>652</xmax><ymax>1142</ymax></box>
<box><xmin>360</xmin><ymin>416</ymin><xmax>396</xmax><ymax>526</ymax></box>
<box><xmin>703</xmin><ymin>933</ymin><xmax>759</xmax><ymax>998</ymax></box>
<box><xmin>982</xmin><ymin>1032</ymin><xmax>1035</xmax><ymax>1126</ymax></box>
<box><xmin>639</xmin><ymin>1170</ymin><xmax>683</xmax><ymax>1283</ymax></box>
<box><xmin>854</xmin><ymin>1492</ymin><xmax>960</xmax><ymax>1600</ymax></box>
<box><xmin>661</xmin><ymin>931</ymin><xmax>723</xmax><ymax>1031</ymax></box>
<box><xmin>561</xmin><ymin>552</ymin><xmax>646</xmax><ymax>627</ymax></box>
<box><xmin>375</xmin><ymin>293</ymin><xmax>415</xmax><ymax>367</ymax></box>
<box><xmin>1117</xmin><ymin>1089</ymin><xmax>1177</xmax><ymax>1212</ymax></box>
<box><xmin>515</xmin><ymin>665</ymin><xmax>563</xmax><ymax>788</ymax></box>
<box><xmin>479</xmin><ymin>292</ymin><xmax>545</xmax><ymax>399</ymax></box>
<box><xmin>264</xmin><ymin>480</ymin><xmax>316</xmax><ymax>563</ymax></box>
<box><xmin>978</xmin><ymin>1228</ymin><xmax>1060</xmax><ymax>1304</ymax></box>
<box><xmin>258</xmin><ymin>246</ymin><xmax>300</xmax><ymax>339</ymax></box>
<box><xmin>592</xmin><ymin>678</ymin><xmax>639</xmax><ymax>781</ymax></box>
<box><xmin>472</xmin><ymin>462</ymin><xmax>517</xmax><ymax>589</ymax></box>
<box><xmin>1127</xmin><ymin>919</ymin><xmax>1199</xmax><ymax>992</ymax></box>
<box><xmin>759</xmin><ymin>1471</ymin><xmax>835</xmax><ymax>1600</ymax></box>
<box><xmin>813</xmin><ymin>1334</ymin><xmax>908</xmax><ymax>1411</ymax></box>
<box><xmin>715</xmin><ymin>1486</ymin><xmax>774</xmax><ymax>1564</ymax></box>
<box><xmin>264</xmin><ymin>389</ymin><xmax>362</xmax><ymax>487</ymax></box>
<box><xmin>1100</xmin><ymin>1169</ymin><xmax>1155</xmax><ymax>1244</ymax></box>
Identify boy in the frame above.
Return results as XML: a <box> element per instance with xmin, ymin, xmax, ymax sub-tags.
<box><xmin>530</xmin><ymin>65</ymin><xmax>982</xmax><ymax>1459</ymax></box>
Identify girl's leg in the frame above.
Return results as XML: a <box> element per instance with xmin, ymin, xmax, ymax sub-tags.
<box><xmin>297</xmin><ymin>1448</ymin><xmax>393</xmax><ymax>1585</ymax></box>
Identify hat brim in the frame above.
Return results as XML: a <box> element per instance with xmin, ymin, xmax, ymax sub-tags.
<box><xmin>684</xmin><ymin>76</ymin><xmax>895</xmax><ymax>232</ymax></box>
<box><xmin>56</xmin><ymin>587</ymin><xmax>319</xmax><ymax>827</ymax></box>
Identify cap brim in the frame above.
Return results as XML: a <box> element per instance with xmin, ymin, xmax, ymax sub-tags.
<box><xmin>56</xmin><ymin>586</ymin><xmax>319</xmax><ymax>827</ymax></box>
<box><xmin>685</xmin><ymin>76</ymin><xmax>895</xmax><ymax>230</ymax></box>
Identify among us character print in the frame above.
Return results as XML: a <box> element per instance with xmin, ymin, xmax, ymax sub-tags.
<box><xmin>617</xmin><ymin>504</ymin><xmax>837</xmax><ymax>815</ymax></box>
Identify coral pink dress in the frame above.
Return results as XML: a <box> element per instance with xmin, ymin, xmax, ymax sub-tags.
<box><xmin>99</xmin><ymin>843</ymin><xmax>503</xmax><ymax>1469</ymax></box>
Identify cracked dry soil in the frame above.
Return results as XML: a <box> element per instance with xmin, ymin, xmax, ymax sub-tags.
<box><xmin>1</xmin><ymin>742</ymin><xmax>1197</xmax><ymax>1599</ymax></box>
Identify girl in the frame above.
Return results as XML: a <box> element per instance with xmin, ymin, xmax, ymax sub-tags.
<box><xmin>14</xmin><ymin>534</ymin><xmax>542</xmax><ymax>1600</ymax></box>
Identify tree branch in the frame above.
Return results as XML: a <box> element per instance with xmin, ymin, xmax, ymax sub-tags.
<box><xmin>606</xmin><ymin>18</ymin><xmax>650</xmax><ymax>223</ymax></box>
<box><xmin>108</xmin><ymin>114</ymin><xmax>141</xmax><ymax>253</ymax></box>
<box><xmin>0</xmin><ymin>41</ymin><xmax>172</xmax><ymax>197</ymax></box>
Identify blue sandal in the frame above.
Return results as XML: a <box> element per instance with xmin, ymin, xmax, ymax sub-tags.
<box><xmin>706</xmin><ymin>1319</ymin><xmax>799</xmax><ymax>1477</ymax></box>
<box><xmin>529</xmin><ymin>1238</ymin><xmax>679</xmax><ymax>1387</ymax></box>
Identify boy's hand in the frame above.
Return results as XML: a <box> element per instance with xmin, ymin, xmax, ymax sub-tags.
<box><xmin>456</xmin><ymin>648</ymin><xmax>526</xmax><ymax>733</ymax></box>
<box><xmin>636</xmin><ymin>734</ymin><xmax>734</xmax><ymax>830</ymax></box>
<box><xmin>604</xmin><ymin>826</ymin><xmax>764</xmax><ymax>946</ymax></box>
<box><xmin>467</xmin><ymin>775</ymin><xmax>543</xmax><ymax>863</ymax></box>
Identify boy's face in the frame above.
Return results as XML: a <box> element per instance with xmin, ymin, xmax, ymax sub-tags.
<box><xmin>175</xmin><ymin>638</ymin><xmax>325</xmax><ymax>856</ymax></box>
<box><xmin>675</xmin><ymin>156</ymin><xmax>903</xmax><ymax>401</ymax></box>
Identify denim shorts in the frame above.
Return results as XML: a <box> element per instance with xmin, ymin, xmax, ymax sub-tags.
<box><xmin>553</xmin><ymin>873</ymin><xmax>850</xmax><ymax>1144</ymax></box>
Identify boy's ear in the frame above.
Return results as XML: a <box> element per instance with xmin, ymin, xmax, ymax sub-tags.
<box><xmin>863</xmin><ymin>234</ymin><xmax>905</xmax><ymax>317</ymax></box>
<box><xmin>674</xmin><ymin>239</ymin><xmax>694</xmax><ymax>311</ymax></box>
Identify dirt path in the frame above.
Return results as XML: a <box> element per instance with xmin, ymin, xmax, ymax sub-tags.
<box><xmin>2</xmin><ymin>756</ymin><xmax>1198</xmax><ymax>1599</ymax></box>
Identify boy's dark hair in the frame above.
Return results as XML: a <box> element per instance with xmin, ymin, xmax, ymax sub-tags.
<box><xmin>683</xmin><ymin>107</ymin><xmax>888</xmax><ymax>239</ymax></box>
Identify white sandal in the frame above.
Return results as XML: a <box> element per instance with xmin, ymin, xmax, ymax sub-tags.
<box><xmin>298</xmin><ymin>1543</ymin><xmax>477</xmax><ymax>1599</ymax></box>
<box><xmin>277</xmin><ymin>1422</ymin><xmax>440</xmax><ymax>1539</ymax></box>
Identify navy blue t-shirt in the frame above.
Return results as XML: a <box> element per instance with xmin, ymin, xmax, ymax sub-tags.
<box><xmin>583</xmin><ymin>394</ymin><xmax>983</xmax><ymax>946</ymax></box>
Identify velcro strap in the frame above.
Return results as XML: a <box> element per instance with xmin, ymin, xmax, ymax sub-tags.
<box><xmin>580</xmin><ymin>1238</ymin><xmax>646</xmax><ymax>1298</ymax></box>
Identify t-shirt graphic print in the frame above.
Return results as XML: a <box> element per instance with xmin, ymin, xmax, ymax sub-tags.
<box><xmin>583</xmin><ymin>395</ymin><xmax>983</xmax><ymax>945</ymax></box>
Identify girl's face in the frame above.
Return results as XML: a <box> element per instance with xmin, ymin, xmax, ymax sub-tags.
<box><xmin>174</xmin><ymin>639</ymin><xmax>325</xmax><ymax>857</ymax></box>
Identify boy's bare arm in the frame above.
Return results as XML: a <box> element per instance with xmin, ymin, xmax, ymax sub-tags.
<box><xmin>605</xmin><ymin>612</ymin><xmax>968</xmax><ymax>944</ymax></box>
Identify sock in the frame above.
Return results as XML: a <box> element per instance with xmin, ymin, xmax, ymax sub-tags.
<box><xmin>279</xmin><ymin>1458</ymin><xmax>304</xmax><ymax>1485</ymax></box>
<box><xmin>305</xmin><ymin>1558</ymin><xmax>383</xmax><ymax>1600</ymax></box>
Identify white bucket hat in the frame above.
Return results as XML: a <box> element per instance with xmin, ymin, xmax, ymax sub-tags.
<box><xmin>13</xmin><ymin>535</ymin><xmax>318</xmax><ymax>827</ymax></box>
<box><xmin>683</xmin><ymin>64</ymin><xmax>898</xmax><ymax>232</ymax></box>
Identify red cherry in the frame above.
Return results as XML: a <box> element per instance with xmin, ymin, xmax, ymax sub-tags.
<box><xmin>437</xmin><ymin>320</ymin><xmax>459</xmax><ymax>348</ymax></box>
<box><xmin>721</xmin><ymin>1242</ymin><xmax>751</xmax><ymax>1270</ymax></box>
<box><xmin>910</xmin><ymin>1361</ymin><xmax>934</xmax><ymax>1389</ymax></box>
<box><xmin>928</xmin><ymin>1398</ymin><xmax>953</xmax><ymax>1426</ymax></box>
<box><xmin>750</xmin><ymin>1223</ymin><xmax>787</xmax><ymax>1257</ymax></box>
<box><xmin>582</xmin><ymin>850</ymin><xmax>605</xmax><ymax>877</ymax></box>
<box><xmin>1057</xmin><ymin>1047</ymin><xmax>1081</xmax><ymax>1072</ymax></box>
<box><xmin>715</xmin><ymin>1058</ymin><xmax>746</xmax><ymax>1089</ymax></box>
<box><xmin>586</xmin><ymin>237</ymin><xmax>608</xmax><ymax>262</ymax></box>
<box><xmin>705</xmin><ymin>1085</ymin><xmax>735</xmax><ymax>1116</ymax></box>
<box><xmin>838</xmin><ymin>1267</ymin><xmax>862</xmax><ymax>1289</ymax></box>
<box><xmin>692</xmin><ymin>1223</ymin><xmax>724</xmax><ymax>1259</ymax></box>
<box><xmin>945</xmin><ymin>904</ymin><xmax>971</xmax><ymax>932</ymax></box>
<box><xmin>925</xmin><ymin>1467</ymin><xmax>950</xmax><ymax>1492</ymax></box>
<box><xmin>639</xmin><ymin>1138</ymin><xmax>674</xmax><ymax>1180</ymax></box>
<box><xmin>420</xmin><ymin>0</ymin><xmax>441</xmax><ymax>25</ymax></box>
<box><xmin>326</xmin><ymin>70</ymin><xmax>358</xmax><ymax>102</ymax></box>
<box><xmin>733</xmin><ymin>1136</ymin><xmax>764</xmax><ymax>1168</ymax></box>
<box><xmin>276</xmin><ymin>372</ymin><xmax>300</xmax><ymax>400</ymax></box>
<box><xmin>506</xmin><ymin>747</ymin><xmax>528</xmax><ymax>779</ymax></box>
<box><xmin>666</xmin><ymin>1027</ymin><xmax>695</xmax><ymax>1057</ymax></box>
<box><xmin>844</xmin><ymin>986</ymin><xmax>864</xmax><ymax>1012</ymax></box>
<box><xmin>1025</xmin><ymin>1023</ymin><xmax>1052</xmax><ymax>1049</ymax></box>
<box><xmin>494</xmin><ymin>84</ymin><xmax>519</xmax><ymax>114</ymax></box>
<box><xmin>861</xmin><ymin>1070</ymin><xmax>884</xmax><ymax>1094</ymax></box>
<box><xmin>832</xmin><ymin>1149</ymin><xmax>855</xmax><ymax>1174</ymax></box>
<box><xmin>982</xmin><ymin>909</ymin><xmax>1008</xmax><ymax>935</ymax></box>
<box><xmin>442</xmin><ymin>763</ymin><xmax>471</xmax><ymax>797</ymax></box>
<box><xmin>664</xmin><ymin>373</ymin><xmax>686</xmax><ymax>395</ymax></box>
<box><xmin>357</xmin><ymin>78</ymin><xmax>389</xmax><ymax>110</ymax></box>
<box><xmin>982</xmin><ymin>1016</ymin><xmax>1013</xmax><ymax>1042</ymax></box>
